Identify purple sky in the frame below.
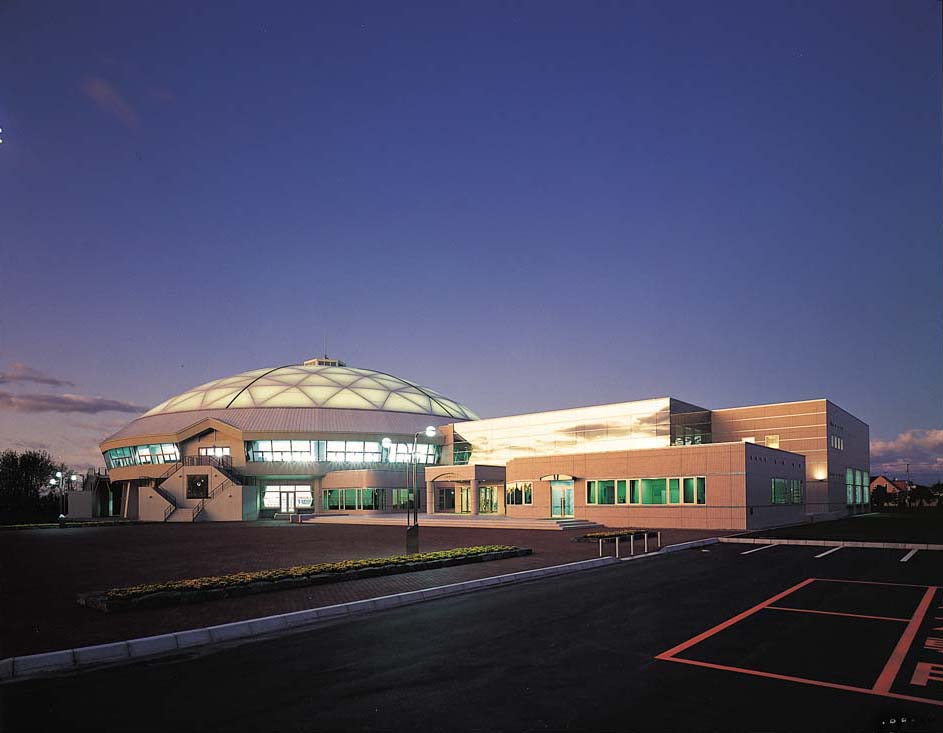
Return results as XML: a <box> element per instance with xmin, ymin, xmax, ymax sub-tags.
<box><xmin>0</xmin><ymin>1</ymin><xmax>940</xmax><ymax>481</ymax></box>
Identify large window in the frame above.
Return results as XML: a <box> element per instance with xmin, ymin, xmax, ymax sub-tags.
<box><xmin>320</xmin><ymin>487</ymin><xmax>384</xmax><ymax>511</ymax></box>
<box><xmin>104</xmin><ymin>443</ymin><xmax>179</xmax><ymax>468</ymax></box>
<box><xmin>587</xmin><ymin>477</ymin><xmax>706</xmax><ymax>506</ymax></box>
<box><xmin>847</xmin><ymin>468</ymin><xmax>868</xmax><ymax>506</ymax></box>
<box><xmin>264</xmin><ymin>485</ymin><xmax>314</xmax><ymax>511</ymax></box>
<box><xmin>771</xmin><ymin>478</ymin><xmax>803</xmax><ymax>505</ymax></box>
<box><xmin>506</xmin><ymin>482</ymin><xmax>533</xmax><ymax>506</ymax></box>
<box><xmin>246</xmin><ymin>440</ymin><xmax>437</xmax><ymax>464</ymax></box>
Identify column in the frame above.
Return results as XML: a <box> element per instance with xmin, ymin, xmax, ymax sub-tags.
<box><xmin>426</xmin><ymin>480</ymin><xmax>436</xmax><ymax>515</ymax></box>
<box><xmin>470</xmin><ymin>479</ymin><xmax>479</xmax><ymax>515</ymax></box>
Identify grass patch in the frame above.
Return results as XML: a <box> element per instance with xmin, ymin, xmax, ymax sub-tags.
<box><xmin>80</xmin><ymin>545</ymin><xmax>531</xmax><ymax>612</ymax></box>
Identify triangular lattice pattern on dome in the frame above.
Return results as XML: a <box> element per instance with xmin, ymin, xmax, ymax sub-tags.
<box><xmin>142</xmin><ymin>366</ymin><xmax>478</xmax><ymax>420</ymax></box>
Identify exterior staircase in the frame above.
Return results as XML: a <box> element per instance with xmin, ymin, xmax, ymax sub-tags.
<box><xmin>142</xmin><ymin>457</ymin><xmax>243</xmax><ymax>522</ymax></box>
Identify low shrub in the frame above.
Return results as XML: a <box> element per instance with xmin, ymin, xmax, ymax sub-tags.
<box><xmin>96</xmin><ymin>545</ymin><xmax>526</xmax><ymax>608</ymax></box>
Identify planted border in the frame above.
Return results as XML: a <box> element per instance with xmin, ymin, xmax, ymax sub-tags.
<box><xmin>577</xmin><ymin>529</ymin><xmax>658</xmax><ymax>542</ymax></box>
<box><xmin>0</xmin><ymin>520</ymin><xmax>135</xmax><ymax>531</ymax></box>
<box><xmin>79</xmin><ymin>545</ymin><xmax>532</xmax><ymax>612</ymax></box>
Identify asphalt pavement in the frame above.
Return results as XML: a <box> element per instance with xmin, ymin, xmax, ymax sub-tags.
<box><xmin>2</xmin><ymin>543</ymin><xmax>941</xmax><ymax>733</ymax></box>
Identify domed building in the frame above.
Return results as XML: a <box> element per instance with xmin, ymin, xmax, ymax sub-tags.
<box><xmin>99</xmin><ymin>355</ymin><xmax>871</xmax><ymax>530</ymax></box>
<box><xmin>100</xmin><ymin>357</ymin><xmax>478</xmax><ymax>521</ymax></box>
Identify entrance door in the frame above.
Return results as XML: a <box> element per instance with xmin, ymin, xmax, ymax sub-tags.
<box><xmin>550</xmin><ymin>480</ymin><xmax>574</xmax><ymax>518</ymax></box>
<box><xmin>280</xmin><ymin>492</ymin><xmax>296</xmax><ymax>513</ymax></box>
<box><xmin>458</xmin><ymin>486</ymin><xmax>470</xmax><ymax>513</ymax></box>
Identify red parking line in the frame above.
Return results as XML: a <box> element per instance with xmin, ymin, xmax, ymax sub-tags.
<box><xmin>662</xmin><ymin>656</ymin><xmax>943</xmax><ymax>707</ymax></box>
<box><xmin>765</xmin><ymin>606</ymin><xmax>910</xmax><ymax>623</ymax></box>
<box><xmin>655</xmin><ymin>578</ymin><xmax>816</xmax><ymax>660</ymax></box>
<box><xmin>815</xmin><ymin>578</ymin><xmax>932</xmax><ymax>590</ymax></box>
<box><xmin>873</xmin><ymin>586</ymin><xmax>939</xmax><ymax>694</ymax></box>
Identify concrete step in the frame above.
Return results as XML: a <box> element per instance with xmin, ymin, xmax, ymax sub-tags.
<box><xmin>165</xmin><ymin>509</ymin><xmax>195</xmax><ymax>522</ymax></box>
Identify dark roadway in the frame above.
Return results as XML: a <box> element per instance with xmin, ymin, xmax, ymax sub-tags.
<box><xmin>2</xmin><ymin>544</ymin><xmax>941</xmax><ymax>733</ymax></box>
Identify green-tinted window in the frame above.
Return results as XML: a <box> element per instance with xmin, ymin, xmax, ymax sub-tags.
<box><xmin>629</xmin><ymin>479</ymin><xmax>639</xmax><ymax>504</ymax></box>
<box><xmin>696</xmin><ymin>477</ymin><xmax>706</xmax><ymax>504</ymax></box>
<box><xmin>683</xmin><ymin>477</ymin><xmax>695</xmax><ymax>504</ymax></box>
<box><xmin>669</xmin><ymin>478</ymin><xmax>680</xmax><ymax>504</ymax></box>
<box><xmin>616</xmin><ymin>480</ymin><xmax>627</xmax><ymax>504</ymax></box>
<box><xmin>587</xmin><ymin>480</ymin><xmax>596</xmax><ymax>504</ymax></box>
<box><xmin>641</xmin><ymin>478</ymin><xmax>667</xmax><ymax>504</ymax></box>
<box><xmin>772</xmin><ymin>478</ymin><xmax>787</xmax><ymax>504</ymax></box>
<box><xmin>344</xmin><ymin>488</ymin><xmax>359</xmax><ymax>509</ymax></box>
<box><xmin>597</xmin><ymin>480</ymin><xmax>615</xmax><ymax>505</ymax></box>
<box><xmin>323</xmin><ymin>489</ymin><xmax>340</xmax><ymax>510</ymax></box>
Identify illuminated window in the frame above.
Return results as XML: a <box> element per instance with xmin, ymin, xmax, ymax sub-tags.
<box><xmin>616</xmin><ymin>480</ymin><xmax>627</xmax><ymax>504</ymax></box>
<box><xmin>198</xmin><ymin>446</ymin><xmax>230</xmax><ymax>458</ymax></box>
<box><xmin>830</xmin><ymin>435</ymin><xmax>845</xmax><ymax>450</ymax></box>
<box><xmin>641</xmin><ymin>478</ymin><xmax>667</xmax><ymax>504</ymax></box>
<box><xmin>245</xmin><ymin>440</ymin><xmax>435</xmax><ymax>464</ymax></box>
<box><xmin>772</xmin><ymin>478</ymin><xmax>804</xmax><ymax>505</ymax></box>
<box><xmin>506</xmin><ymin>482</ymin><xmax>533</xmax><ymax>505</ymax></box>
<box><xmin>104</xmin><ymin>443</ymin><xmax>179</xmax><ymax>468</ymax></box>
<box><xmin>669</xmin><ymin>478</ymin><xmax>680</xmax><ymax>503</ymax></box>
<box><xmin>846</xmin><ymin>468</ymin><xmax>854</xmax><ymax>506</ymax></box>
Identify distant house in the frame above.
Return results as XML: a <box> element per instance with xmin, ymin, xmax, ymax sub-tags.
<box><xmin>869</xmin><ymin>475</ymin><xmax>909</xmax><ymax>496</ymax></box>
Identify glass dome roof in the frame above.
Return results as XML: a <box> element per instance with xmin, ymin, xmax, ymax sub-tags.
<box><xmin>143</xmin><ymin>364</ymin><xmax>479</xmax><ymax>421</ymax></box>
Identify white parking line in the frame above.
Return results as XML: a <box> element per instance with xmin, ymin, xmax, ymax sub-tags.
<box><xmin>814</xmin><ymin>546</ymin><xmax>842</xmax><ymax>558</ymax></box>
<box><xmin>741</xmin><ymin>543</ymin><xmax>778</xmax><ymax>555</ymax></box>
<box><xmin>900</xmin><ymin>549</ymin><xmax>919</xmax><ymax>563</ymax></box>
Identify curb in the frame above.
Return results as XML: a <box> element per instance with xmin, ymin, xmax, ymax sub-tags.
<box><xmin>618</xmin><ymin>536</ymin><xmax>719</xmax><ymax>561</ymax></box>
<box><xmin>0</xmin><ymin>556</ymin><xmax>618</xmax><ymax>683</ymax></box>
<box><xmin>718</xmin><ymin>537</ymin><xmax>943</xmax><ymax>551</ymax></box>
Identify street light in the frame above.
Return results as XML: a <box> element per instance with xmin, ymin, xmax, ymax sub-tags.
<box><xmin>404</xmin><ymin>425</ymin><xmax>437</xmax><ymax>554</ymax></box>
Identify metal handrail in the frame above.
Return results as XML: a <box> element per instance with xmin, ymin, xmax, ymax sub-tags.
<box><xmin>185</xmin><ymin>454</ymin><xmax>232</xmax><ymax>469</ymax></box>
<box><xmin>192</xmin><ymin>474</ymin><xmax>236</xmax><ymax>520</ymax></box>
<box><xmin>148</xmin><ymin>460</ymin><xmax>182</xmax><ymax>487</ymax></box>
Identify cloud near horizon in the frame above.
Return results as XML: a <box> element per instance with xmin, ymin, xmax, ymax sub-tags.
<box><xmin>79</xmin><ymin>76</ymin><xmax>140</xmax><ymax>128</ymax></box>
<box><xmin>0</xmin><ymin>362</ymin><xmax>75</xmax><ymax>387</ymax></box>
<box><xmin>0</xmin><ymin>390</ymin><xmax>146</xmax><ymax>414</ymax></box>
<box><xmin>870</xmin><ymin>428</ymin><xmax>943</xmax><ymax>481</ymax></box>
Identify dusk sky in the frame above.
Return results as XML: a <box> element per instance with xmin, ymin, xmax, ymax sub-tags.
<box><xmin>0</xmin><ymin>1</ymin><xmax>940</xmax><ymax>480</ymax></box>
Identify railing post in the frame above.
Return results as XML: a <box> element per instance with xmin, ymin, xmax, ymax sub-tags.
<box><xmin>630</xmin><ymin>534</ymin><xmax>634</xmax><ymax>556</ymax></box>
<box><xmin>598</xmin><ymin>539</ymin><xmax>603</xmax><ymax>558</ymax></box>
<box><xmin>615</xmin><ymin>536</ymin><xmax>620</xmax><ymax>558</ymax></box>
<box><xmin>644</xmin><ymin>532</ymin><xmax>648</xmax><ymax>553</ymax></box>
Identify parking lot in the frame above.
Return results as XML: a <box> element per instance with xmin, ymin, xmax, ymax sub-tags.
<box><xmin>2</xmin><ymin>540</ymin><xmax>940</xmax><ymax>732</ymax></box>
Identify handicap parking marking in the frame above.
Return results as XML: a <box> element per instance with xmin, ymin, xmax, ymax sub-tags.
<box><xmin>814</xmin><ymin>546</ymin><xmax>842</xmax><ymax>558</ymax></box>
<box><xmin>900</xmin><ymin>549</ymin><xmax>919</xmax><ymax>563</ymax></box>
<box><xmin>655</xmin><ymin>578</ymin><xmax>943</xmax><ymax>707</ymax></box>
<box><xmin>740</xmin><ymin>543</ymin><xmax>779</xmax><ymax>556</ymax></box>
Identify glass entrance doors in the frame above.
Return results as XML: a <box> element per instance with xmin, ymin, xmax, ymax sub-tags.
<box><xmin>478</xmin><ymin>486</ymin><xmax>499</xmax><ymax>514</ymax></box>
<box><xmin>550</xmin><ymin>480</ymin><xmax>574</xmax><ymax>518</ymax></box>
<box><xmin>280</xmin><ymin>492</ymin><xmax>296</xmax><ymax>513</ymax></box>
<box><xmin>458</xmin><ymin>486</ymin><xmax>471</xmax><ymax>513</ymax></box>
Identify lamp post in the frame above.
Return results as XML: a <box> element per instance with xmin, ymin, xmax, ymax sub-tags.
<box><xmin>403</xmin><ymin>425</ymin><xmax>437</xmax><ymax>554</ymax></box>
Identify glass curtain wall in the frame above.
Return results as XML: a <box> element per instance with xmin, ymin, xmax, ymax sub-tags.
<box><xmin>450</xmin><ymin>398</ymin><xmax>699</xmax><ymax>466</ymax></box>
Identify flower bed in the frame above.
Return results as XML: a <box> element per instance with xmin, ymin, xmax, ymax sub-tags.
<box><xmin>0</xmin><ymin>519</ymin><xmax>134</xmax><ymax>531</ymax></box>
<box><xmin>78</xmin><ymin>545</ymin><xmax>532</xmax><ymax>612</ymax></box>
<box><xmin>577</xmin><ymin>529</ymin><xmax>658</xmax><ymax>542</ymax></box>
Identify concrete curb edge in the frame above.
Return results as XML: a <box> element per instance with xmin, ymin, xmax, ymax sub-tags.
<box><xmin>0</xmin><ymin>555</ymin><xmax>619</xmax><ymax>682</ymax></box>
